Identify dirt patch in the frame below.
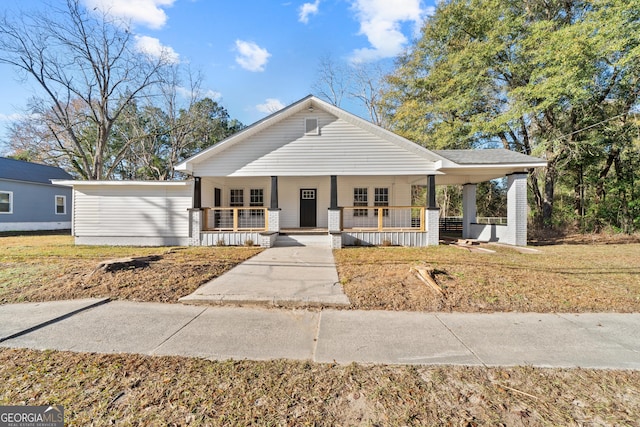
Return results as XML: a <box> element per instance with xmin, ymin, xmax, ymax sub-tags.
<box><xmin>0</xmin><ymin>238</ymin><xmax>262</xmax><ymax>303</ymax></box>
<box><xmin>0</xmin><ymin>348</ymin><xmax>638</xmax><ymax>425</ymax></box>
<box><xmin>335</xmin><ymin>242</ymin><xmax>640</xmax><ymax>312</ymax></box>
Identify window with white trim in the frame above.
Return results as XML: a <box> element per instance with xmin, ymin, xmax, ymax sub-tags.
<box><xmin>374</xmin><ymin>187</ymin><xmax>389</xmax><ymax>217</ymax></box>
<box><xmin>305</xmin><ymin>118</ymin><xmax>319</xmax><ymax>135</ymax></box>
<box><xmin>55</xmin><ymin>195</ymin><xmax>66</xmax><ymax>215</ymax></box>
<box><xmin>249</xmin><ymin>188</ymin><xmax>264</xmax><ymax>216</ymax></box>
<box><xmin>230</xmin><ymin>189</ymin><xmax>244</xmax><ymax>207</ymax></box>
<box><xmin>353</xmin><ymin>188</ymin><xmax>368</xmax><ymax>217</ymax></box>
<box><xmin>0</xmin><ymin>191</ymin><xmax>12</xmax><ymax>214</ymax></box>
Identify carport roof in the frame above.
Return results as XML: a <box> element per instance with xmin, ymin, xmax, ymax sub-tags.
<box><xmin>435</xmin><ymin>149</ymin><xmax>546</xmax><ymax>166</ymax></box>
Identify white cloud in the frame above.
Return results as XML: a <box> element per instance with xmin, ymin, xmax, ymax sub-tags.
<box><xmin>256</xmin><ymin>98</ymin><xmax>285</xmax><ymax>114</ymax></box>
<box><xmin>0</xmin><ymin>113</ymin><xmax>29</xmax><ymax>123</ymax></box>
<box><xmin>135</xmin><ymin>35</ymin><xmax>180</xmax><ymax>64</ymax></box>
<box><xmin>176</xmin><ymin>86</ymin><xmax>222</xmax><ymax>100</ymax></box>
<box><xmin>299</xmin><ymin>0</ymin><xmax>320</xmax><ymax>24</ymax></box>
<box><xmin>349</xmin><ymin>0</ymin><xmax>430</xmax><ymax>62</ymax></box>
<box><xmin>234</xmin><ymin>40</ymin><xmax>271</xmax><ymax>72</ymax></box>
<box><xmin>83</xmin><ymin>0</ymin><xmax>175</xmax><ymax>29</ymax></box>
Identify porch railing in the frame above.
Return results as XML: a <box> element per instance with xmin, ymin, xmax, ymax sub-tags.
<box><xmin>476</xmin><ymin>216</ymin><xmax>507</xmax><ymax>225</ymax></box>
<box><xmin>342</xmin><ymin>206</ymin><xmax>425</xmax><ymax>231</ymax></box>
<box><xmin>202</xmin><ymin>207</ymin><xmax>268</xmax><ymax>231</ymax></box>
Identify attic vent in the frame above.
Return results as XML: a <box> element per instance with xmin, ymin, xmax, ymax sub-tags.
<box><xmin>305</xmin><ymin>118</ymin><xmax>319</xmax><ymax>135</ymax></box>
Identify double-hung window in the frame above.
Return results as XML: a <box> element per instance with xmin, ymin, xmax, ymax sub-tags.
<box><xmin>374</xmin><ymin>187</ymin><xmax>389</xmax><ymax>217</ymax></box>
<box><xmin>249</xmin><ymin>189</ymin><xmax>264</xmax><ymax>216</ymax></box>
<box><xmin>353</xmin><ymin>188</ymin><xmax>368</xmax><ymax>217</ymax></box>
<box><xmin>55</xmin><ymin>195</ymin><xmax>66</xmax><ymax>215</ymax></box>
<box><xmin>0</xmin><ymin>191</ymin><xmax>12</xmax><ymax>214</ymax></box>
<box><xmin>230</xmin><ymin>189</ymin><xmax>244</xmax><ymax>207</ymax></box>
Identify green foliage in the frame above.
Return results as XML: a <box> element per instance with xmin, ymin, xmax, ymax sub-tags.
<box><xmin>382</xmin><ymin>0</ymin><xmax>640</xmax><ymax>232</ymax></box>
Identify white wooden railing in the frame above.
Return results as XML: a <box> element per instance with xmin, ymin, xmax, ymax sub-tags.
<box><xmin>342</xmin><ymin>206</ymin><xmax>425</xmax><ymax>231</ymax></box>
<box><xmin>202</xmin><ymin>207</ymin><xmax>268</xmax><ymax>231</ymax></box>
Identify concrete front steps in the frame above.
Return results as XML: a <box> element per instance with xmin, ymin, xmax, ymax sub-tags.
<box><xmin>274</xmin><ymin>232</ymin><xmax>331</xmax><ymax>247</ymax></box>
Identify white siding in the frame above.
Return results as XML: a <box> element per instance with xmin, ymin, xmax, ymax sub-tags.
<box><xmin>191</xmin><ymin>110</ymin><xmax>438</xmax><ymax>177</ymax></box>
<box><xmin>73</xmin><ymin>184</ymin><xmax>192</xmax><ymax>242</ymax></box>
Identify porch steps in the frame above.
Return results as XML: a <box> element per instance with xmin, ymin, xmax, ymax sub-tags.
<box><xmin>274</xmin><ymin>233</ymin><xmax>331</xmax><ymax>247</ymax></box>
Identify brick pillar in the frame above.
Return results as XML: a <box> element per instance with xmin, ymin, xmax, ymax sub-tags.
<box><xmin>328</xmin><ymin>208</ymin><xmax>342</xmax><ymax>233</ymax></box>
<box><xmin>188</xmin><ymin>208</ymin><xmax>203</xmax><ymax>246</ymax></box>
<box><xmin>507</xmin><ymin>173</ymin><xmax>528</xmax><ymax>246</ymax></box>
<box><xmin>462</xmin><ymin>183</ymin><xmax>477</xmax><ymax>239</ymax></box>
<box><xmin>268</xmin><ymin>208</ymin><xmax>281</xmax><ymax>232</ymax></box>
<box><xmin>425</xmin><ymin>207</ymin><xmax>440</xmax><ymax>246</ymax></box>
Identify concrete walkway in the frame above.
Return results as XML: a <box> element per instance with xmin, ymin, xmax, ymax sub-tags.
<box><xmin>1</xmin><ymin>299</ymin><xmax>639</xmax><ymax>369</ymax></box>
<box><xmin>179</xmin><ymin>234</ymin><xmax>350</xmax><ymax>308</ymax></box>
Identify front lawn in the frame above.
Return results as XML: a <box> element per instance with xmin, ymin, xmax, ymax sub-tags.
<box><xmin>1</xmin><ymin>348</ymin><xmax>638</xmax><ymax>425</ymax></box>
<box><xmin>0</xmin><ymin>235</ymin><xmax>262</xmax><ymax>303</ymax></box>
<box><xmin>334</xmin><ymin>242</ymin><xmax>640</xmax><ymax>312</ymax></box>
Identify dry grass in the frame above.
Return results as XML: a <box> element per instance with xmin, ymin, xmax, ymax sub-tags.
<box><xmin>334</xmin><ymin>242</ymin><xmax>640</xmax><ymax>312</ymax></box>
<box><xmin>0</xmin><ymin>348</ymin><xmax>638</xmax><ymax>426</ymax></box>
<box><xmin>0</xmin><ymin>235</ymin><xmax>262</xmax><ymax>304</ymax></box>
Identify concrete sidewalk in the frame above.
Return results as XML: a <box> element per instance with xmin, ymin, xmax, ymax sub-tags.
<box><xmin>179</xmin><ymin>234</ymin><xmax>350</xmax><ymax>308</ymax></box>
<box><xmin>1</xmin><ymin>299</ymin><xmax>639</xmax><ymax>369</ymax></box>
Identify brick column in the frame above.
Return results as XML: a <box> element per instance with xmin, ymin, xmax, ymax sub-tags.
<box><xmin>268</xmin><ymin>209</ymin><xmax>281</xmax><ymax>232</ymax></box>
<box><xmin>462</xmin><ymin>183</ymin><xmax>477</xmax><ymax>239</ymax></box>
<box><xmin>188</xmin><ymin>208</ymin><xmax>203</xmax><ymax>246</ymax></box>
<box><xmin>425</xmin><ymin>207</ymin><xmax>440</xmax><ymax>246</ymax></box>
<box><xmin>507</xmin><ymin>173</ymin><xmax>528</xmax><ymax>246</ymax></box>
<box><xmin>328</xmin><ymin>208</ymin><xmax>342</xmax><ymax>233</ymax></box>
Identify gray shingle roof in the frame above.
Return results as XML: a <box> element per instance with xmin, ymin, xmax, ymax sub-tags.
<box><xmin>0</xmin><ymin>157</ymin><xmax>73</xmax><ymax>184</ymax></box>
<box><xmin>434</xmin><ymin>149</ymin><xmax>545</xmax><ymax>165</ymax></box>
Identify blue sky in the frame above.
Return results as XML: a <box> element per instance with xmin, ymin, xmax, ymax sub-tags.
<box><xmin>0</xmin><ymin>0</ymin><xmax>436</xmax><ymax>151</ymax></box>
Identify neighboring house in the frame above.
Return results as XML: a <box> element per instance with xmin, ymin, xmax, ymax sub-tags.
<box><xmin>0</xmin><ymin>157</ymin><xmax>73</xmax><ymax>232</ymax></box>
<box><xmin>55</xmin><ymin>95</ymin><xmax>546</xmax><ymax>247</ymax></box>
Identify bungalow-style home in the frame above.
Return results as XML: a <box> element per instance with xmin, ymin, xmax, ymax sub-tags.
<box><xmin>0</xmin><ymin>157</ymin><xmax>73</xmax><ymax>232</ymax></box>
<box><xmin>55</xmin><ymin>95</ymin><xmax>546</xmax><ymax>248</ymax></box>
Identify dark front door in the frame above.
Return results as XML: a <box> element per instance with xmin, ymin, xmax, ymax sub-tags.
<box><xmin>300</xmin><ymin>189</ymin><xmax>317</xmax><ymax>227</ymax></box>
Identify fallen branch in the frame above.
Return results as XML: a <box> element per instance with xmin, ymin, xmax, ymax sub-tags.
<box><xmin>411</xmin><ymin>266</ymin><xmax>447</xmax><ymax>296</ymax></box>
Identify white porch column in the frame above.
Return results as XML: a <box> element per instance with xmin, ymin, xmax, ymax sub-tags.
<box><xmin>462</xmin><ymin>183</ymin><xmax>477</xmax><ymax>239</ymax></box>
<box><xmin>507</xmin><ymin>173</ymin><xmax>528</xmax><ymax>246</ymax></box>
<box><xmin>328</xmin><ymin>208</ymin><xmax>342</xmax><ymax>233</ymax></box>
<box><xmin>188</xmin><ymin>208</ymin><xmax>203</xmax><ymax>246</ymax></box>
<box><xmin>425</xmin><ymin>208</ymin><xmax>440</xmax><ymax>246</ymax></box>
<box><xmin>268</xmin><ymin>209</ymin><xmax>280</xmax><ymax>232</ymax></box>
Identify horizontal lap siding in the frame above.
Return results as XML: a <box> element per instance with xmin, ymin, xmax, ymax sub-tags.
<box><xmin>192</xmin><ymin>111</ymin><xmax>437</xmax><ymax>177</ymax></box>
<box><xmin>73</xmin><ymin>185</ymin><xmax>192</xmax><ymax>237</ymax></box>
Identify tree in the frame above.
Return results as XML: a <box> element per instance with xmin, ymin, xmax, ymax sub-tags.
<box><xmin>312</xmin><ymin>55</ymin><xmax>388</xmax><ymax>126</ymax></box>
<box><xmin>381</xmin><ymin>0</ymin><xmax>640</xmax><ymax>230</ymax></box>
<box><xmin>0</xmin><ymin>0</ymin><xmax>172</xmax><ymax>179</ymax></box>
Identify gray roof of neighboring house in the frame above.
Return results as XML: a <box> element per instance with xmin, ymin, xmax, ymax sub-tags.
<box><xmin>0</xmin><ymin>157</ymin><xmax>73</xmax><ymax>184</ymax></box>
<box><xmin>435</xmin><ymin>148</ymin><xmax>545</xmax><ymax>165</ymax></box>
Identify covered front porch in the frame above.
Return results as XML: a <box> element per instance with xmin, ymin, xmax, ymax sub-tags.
<box><xmin>186</xmin><ymin>171</ymin><xmax>530</xmax><ymax>249</ymax></box>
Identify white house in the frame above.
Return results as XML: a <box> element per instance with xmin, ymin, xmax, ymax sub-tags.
<box><xmin>56</xmin><ymin>95</ymin><xmax>546</xmax><ymax>248</ymax></box>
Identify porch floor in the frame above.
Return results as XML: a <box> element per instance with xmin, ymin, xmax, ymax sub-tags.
<box><xmin>179</xmin><ymin>235</ymin><xmax>350</xmax><ymax>308</ymax></box>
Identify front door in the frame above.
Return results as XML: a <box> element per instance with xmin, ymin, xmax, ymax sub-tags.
<box><xmin>300</xmin><ymin>189</ymin><xmax>317</xmax><ymax>228</ymax></box>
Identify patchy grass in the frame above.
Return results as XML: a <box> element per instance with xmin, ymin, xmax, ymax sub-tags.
<box><xmin>334</xmin><ymin>243</ymin><xmax>640</xmax><ymax>313</ymax></box>
<box><xmin>0</xmin><ymin>235</ymin><xmax>262</xmax><ymax>304</ymax></box>
<box><xmin>0</xmin><ymin>348</ymin><xmax>638</xmax><ymax>425</ymax></box>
